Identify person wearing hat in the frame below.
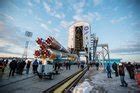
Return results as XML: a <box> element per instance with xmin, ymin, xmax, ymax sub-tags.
<box><xmin>118</xmin><ymin>63</ymin><xmax>128</xmax><ymax>87</ymax></box>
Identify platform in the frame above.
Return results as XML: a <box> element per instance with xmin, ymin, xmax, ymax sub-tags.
<box><xmin>0</xmin><ymin>65</ymin><xmax>79</xmax><ymax>93</ymax></box>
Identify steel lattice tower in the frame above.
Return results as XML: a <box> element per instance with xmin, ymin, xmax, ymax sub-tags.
<box><xmin>90</xmin><ymin>34</ymin><xmax>98</xmax><ymax>61</ymax></box>
<box><xmin>22</xmin><ymin>31</ymin><xmax>33</xmax><ymax>59</ymax></box>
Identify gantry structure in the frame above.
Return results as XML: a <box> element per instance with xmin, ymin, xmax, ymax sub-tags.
<box><xmin>89</xmin><ymin>34</ymin><xmax>110</xmax><ymax>63</ymax></box>
<box><xmin>68</xmin><ymin>22</ymin><xmax>110</xmax><ymax>63</ymax></box>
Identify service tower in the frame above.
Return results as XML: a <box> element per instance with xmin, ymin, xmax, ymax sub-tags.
<box><xmin>68</xmin><ymin>22</ymin><xmax>91</xmax><ymax>62</ymax></box>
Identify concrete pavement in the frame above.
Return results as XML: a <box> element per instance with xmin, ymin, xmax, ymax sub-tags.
<box><xmin>0</xmin><ymin>65</ymin><xmax>79</xmax><ymax>93</ymax></box>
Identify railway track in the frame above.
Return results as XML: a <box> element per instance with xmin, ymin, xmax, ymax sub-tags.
<box><xmin>43</xmin><ymin>67</ymin><xmax>88</xmax><ymax>93</ymax></box>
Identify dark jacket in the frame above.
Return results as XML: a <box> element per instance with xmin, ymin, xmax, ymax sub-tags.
<box><xmin>106</xmin><ymin>64</ymin><xmax>111</xmax><ymax>72</ymax></box>
<box><xmin>96</xmin><ymin>62</ymin><xmax>99</xmax><ymax>67</ymax></box>
<box><xmin>9</xmin><ymin>60</ymin><xmax>17</xmax><ymax>69</ymax></box>
<box><xmin>21</xmin><ymin>60</ymin><xmax>26</xmax><ymax>68</ymax></box>
<box><xmin>112</xmin><ymin>62</ymin><xmax>117</xmax><ymax>70</ymax></box>
<box><xmin>119</xmin><ymin>65</ymin><xmax>125</xmax><ymax>76</ymax></box>
<box><xmin>26</xmin><ymin>61</ymin><xmax>31</xmax><ymax>68</ymax></box>
<box><xmin>126</xmin><ymin>63</ymin><xmax>135</xmax><ymax>72</ymax></box>
<box><xmin>33</xmin><ymin>60</ymin><xmax>38</xmax><ymax>65</ymax></box>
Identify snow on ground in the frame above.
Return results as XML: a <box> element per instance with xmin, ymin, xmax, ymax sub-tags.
<box><xmin>91</xmin><ymin>71</ymin><xmax>140</xmax><ymax>93</ymax></box>
<box><xmin>73</xmin><ymin>67</ymin><xmax>140</xmax><ymax>93</ymax></box>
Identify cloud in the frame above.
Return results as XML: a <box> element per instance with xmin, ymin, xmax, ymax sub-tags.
<box><xmin>28</xmin><ymin>1</ymin><xmax>33</xmax><ymax>7</ymax></box>
<box><xmin>110</xmin><ymin>31</ymin><xmax>140</xmax><ymax>55</ymax></box>
<box><xmin>40</xmin><ymin>23</ymin><xmax>49</xmax><ymax>31</ymax></box>
<box><xmin>0</xmin><ymin>24</ymin><xmax>26</xmax><ymax>46</ymax></box>
<box><xmin>48</xmin><ymin>20</ymin><xmax>52</xmax><ymax>24</ymax></box>
<box><xmin>110</xmin><ymin>14</ymin><xmax>132</xmax><ymax>24</ymax></box>
<box><xmin>111</xmin><ymin>16</ymin><xmax>127</xmax><ymax>24</ymax></box>
<box><xmin>0</xmin><ymin>19</ymin><xmax>33</xmax><ymax>57</ymax></box>
<box><xmin>0</xmin><ymin>20</ymin><xmax>35</xmax><ymax>57</ymax></box>
<box><xmin>0</xmin><ymin>42</ymin><xmax>23</xmax><ymax>55</ymax></box>
<box><xmin>73</xmin><ymin>14</ymin><xmax>88</xmax><ymax>22</ymax></box>
<box><xmin>111</xmin><ymin>47</ymin><xmax>140</xmax><ymax>55</ymax></box>
<box><xmin>43</xmin><ymin>1</ymin><xmax>65</xmax><ymax>19</ymax></box>
<box><xmin>73</xmin><ymin>12</ymin><xmax>101</xmax><ymax>23</ymax></box>
<box><xmin>9</xmin><ymin>1</ymin><xmax>19</xmax><ymax>10</ymax></box>
<box><xmin>53</xmin><ymin>28</ymin><xmax>60</xmax><ymax>33</ymax></box>
<box><xmin>43</xmin><ymin>1</ymin><xmax>51</xmax><ymax>13</ymax></box>
<box><xmin>111</xmin><ymin>40</ymin><xmax>140</xmax><ymax>55</ymax></box>
<box><xmin>73</xmin><ymin>0</ymin><xmax>86</xmax><ymax>14</ymax></box>
<box><xmin>60</xmin><ymin>20</ymin><xmax>74</xmax><ymax>29</ymax></box>
<box><xmin>55</xmin><ymin>1</ymin><xmax>63</xmax><ymax>9</ymax></box>
<box><xmin>94</xmin><ymin>12</ymin><xmax>101</xmax><ymax>20</ymax></box>
<box><xmin>54</xmin><ymin>13</ymin><xmax>65</xmax><ymax>19</ymax></box>
<box><xmin>35</xmin><ymin>0</ymin><xmax>41</xmax><ymax>4</ymax></box>
<box><xmin>35</xmin><ymin>16</ymin><xmax>42</xmax><ymax>22</ymax></box>
<box><xmin>93</xmin><ymin>0</ymin><xmax>102</xmax><ymax>6</ymax></box>
<box><xmin>0</xmin><ymin>12</ymin><xmax>15</xmax><ymax>22</ymax></box>
<box><xmin>28</xmin><ymin>8</ymin><xmax>33</xmax><ymax>15</ymax></box>
<box><xmin>0</xmin><ymin>38</ymin><xmax>24</xmax><ymax>57</ymax></box>
<box><xmin>0</xmin><ymin>21</ymin><xmax>4</xmax><ymax>30</ymax></box>
<box><xmin>71</xmin><ymin>0</ymin><xmax>101</xmax><ymax>23</ymax></box>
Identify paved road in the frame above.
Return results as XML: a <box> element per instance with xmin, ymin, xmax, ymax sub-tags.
<box><xmin>0</xmin><ymin>65</ymin><xmax>79</xmax><ymax>93</ymax></box>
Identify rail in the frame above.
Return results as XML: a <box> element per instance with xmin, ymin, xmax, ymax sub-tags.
<box><xmin>43</xmin><ymin>67</ymin><xmax>88</xmax><ymax>93</ymax></box>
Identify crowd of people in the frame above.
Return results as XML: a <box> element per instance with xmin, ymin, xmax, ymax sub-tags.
<box><xmin>8</xmin><ymin>59</ymin><xmax>32</xmax><ymax>77</ymax></box>
<box><xmin>105</xmin><ymin>62</ymin><xmax>140</xmax><ymax>87</ymax></box>
<box><xmin>0</xmin><ymin>58</ymin><xmax>86</xmax><ymax>78</ymax></box>
<box><xmin>54</xmin><ymin>61</ymin><xmax>71</xmax><ymax>71</ymax></box>
<box><xmin>0</xmin><ymin>58</ymin><xmax>34</xmax><ymax>77</ymax></box>
<box><xmin>81</xmin><ymin>61</ymin><xmax>139</xmax><ymax>87</ymax></box>
<box><xmin>1</xmin><ymin>57</ymin><xmax>139</xmax><ymax>88</ymax></box>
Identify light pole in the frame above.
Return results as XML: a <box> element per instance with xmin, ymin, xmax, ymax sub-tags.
<box><xmin>22</xmin><ymin>31</ymin><xmax>33</xmax><ymax>59</ymax></box>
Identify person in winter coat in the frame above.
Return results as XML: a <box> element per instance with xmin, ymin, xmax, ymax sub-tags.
<box><xmin>68</xmin><ymin>62</ymin><xmax>71</xmax><ymax>70</ymax></box>
<box><xmin>80</xmin><ymin>61</ymin><xmax>84</xmax><ymax>69</ymax></box>
<box><xmin>106</xmin><ymin>63</ymin><xmax>112</xmax><ymax>78</ymax></box>
<box><xmin>20</xmin><ymin>60</ymin><xmax>26</xmax><ymax>75</ymax></box>
<box><xmin>118</xmin><ymin>63</ymin><xmax>128</xmax><ymax>87</ymax></box>
<box><xmin>77</xmin><ymin>61</ymin><xmax>80</xmax><ymax>68</ymax></box>
<box><xmin>26</xmin><ymin>60</ymin><xmax>31</xmax><ymax>74</ymax></box>
<box><xmin>95</xmin><ymin>62</ymin><xmax>99</xmax><ymax>70</ymax></box>
<box><xmin>65</xmin><ymin>62</ymin><xmax>69</xmax><ymax>70</ymax></box>
<box><xmin>32</xmin><ymin>59</ymin><xmax>38</xmax><ymax>74</ymax></box>
<box><xmin>9</xmin><ymin>59</ymin><xmax>17</xmax><ymax>77</ymax></box>
<box><xmin>126</xmin><ymin>62</ymin><xmax>135</xmax><ymax>79</ymax></box>
<box><xmin>112</xmin><ymin>62</ymin><xmax>118</xmax><ymax>77</ymax></box>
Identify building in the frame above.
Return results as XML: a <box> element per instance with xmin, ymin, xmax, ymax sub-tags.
<box><xmin>68</xmin><ymin>22</ymin><xmax>91</xmax><ymax>56</ymax></box>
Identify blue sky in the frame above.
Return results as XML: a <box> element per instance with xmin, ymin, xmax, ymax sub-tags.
<box><xmin>0</xmin><ymin>0</ymin><xmax>140</xmax><ymax>62</ymax></box>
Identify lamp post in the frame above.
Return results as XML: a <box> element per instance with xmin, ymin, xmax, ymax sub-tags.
<box><xmin>22</xmin><ymin>31</ymin><xmax>33</xmax><ymax>59</ymax></box>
